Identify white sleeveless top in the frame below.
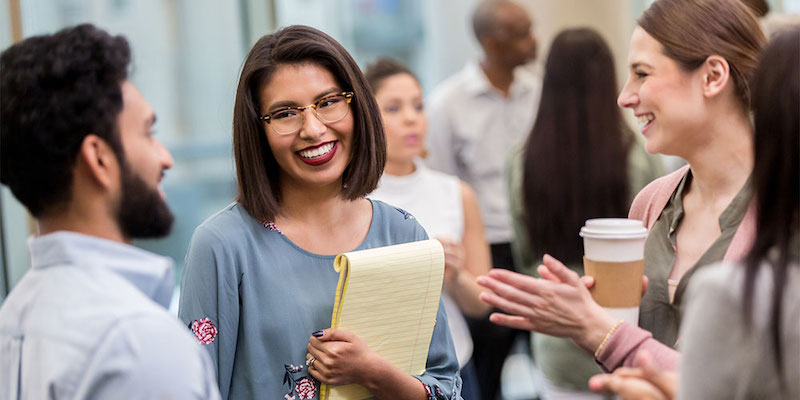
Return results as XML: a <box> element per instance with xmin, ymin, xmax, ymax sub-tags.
<box><xmin>369</xmin><ymin>160</ymin><xmax>473</xmax><ymax>367</ymax></box>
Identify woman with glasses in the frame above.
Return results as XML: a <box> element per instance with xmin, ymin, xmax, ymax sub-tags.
<box><xmin>364</xmin><ymin>57</ymin><xmax>492</xmax><ymax>400</ymax></box>
<box><xmin>178</xmin><ymin>25</ymin><xmax>461</xmax><ymax>400</ymax></box>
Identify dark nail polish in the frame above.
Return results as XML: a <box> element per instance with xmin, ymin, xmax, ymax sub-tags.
<box><xmin>312</xmin><ymin>330</ymin><xmax>324</xmax><ymax>337</ymax></box>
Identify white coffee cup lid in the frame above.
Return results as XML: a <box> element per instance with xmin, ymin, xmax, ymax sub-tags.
<box><xmin>580</xmin><ymin>218</ymin><xmax>647</xmax><ymax>239</ymax></box>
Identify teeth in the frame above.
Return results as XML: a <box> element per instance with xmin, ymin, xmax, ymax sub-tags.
<box><xmin>299</xmin><ymin>142</ymin><xmax>334</xmax><ymax>159</ymax></box>
<box><xmin>638</xmin><ymin>114</ymin><xmax>654</xmax><ymax>129</ymax></box>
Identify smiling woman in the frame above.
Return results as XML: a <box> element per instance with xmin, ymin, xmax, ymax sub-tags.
<box><xmin>259</xmin><ymin>64</ymin><xmax>355</xmax><ymax>190</ymax></box>
<box><xmin>477</xmin><ymin>0</ymin><xmax>767</xmax><ymax>378</ymax></box>
<box><xmin>177</xmin><ymin>25</ymin><xmax>461</xmax><ymax>400</ymax></box>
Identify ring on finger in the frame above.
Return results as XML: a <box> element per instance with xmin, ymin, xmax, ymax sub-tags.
<box><xmin>305</xmin><ymin>356</ymin><xmax>316</xmax><ymax>369</ymax></box>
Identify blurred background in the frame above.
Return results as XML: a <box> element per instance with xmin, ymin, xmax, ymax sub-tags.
<box><xmin>1</xmin><ymin>0</ymin><xmax>798</xmax><ymax>305</ymax></box>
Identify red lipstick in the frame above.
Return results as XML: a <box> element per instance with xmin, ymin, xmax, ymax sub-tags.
<box><xmin>296</xmin><ymin>141</ymin><xmax>338</xmax><ymax>166</ymax></box>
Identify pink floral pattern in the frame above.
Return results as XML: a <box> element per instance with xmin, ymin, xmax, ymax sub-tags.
<box><xmin>264</xmin><ymin>221</ymin><xmax>283</xmax><ymax>234</ymax></box>
<box><xmin>283</xmin><ymin>364</ymin><xmax>315</xmax><ymax>399</ymax></box>
<box><xmin>424</xmin><ymin>383</ymin><xmax>433</xmax><ymax>397</ymax></box>
<box><xmin>191</xmin><ymin>318</ymin><xmax>218</xmax><ymax>345</ymax></box>
<box><xmin>295</xmin><ymin>377</ymin><xmax>316</xmax><ymax>399</ymax></box>
<box><xmin>422</xmin><ymin>382</ymin><xmax>447</xmax><ymax>400</ymax></box>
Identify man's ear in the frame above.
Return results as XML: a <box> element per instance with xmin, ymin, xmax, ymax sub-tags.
<box><xmin>701</xmin><ymin>55</ymin><xmax>731</xmax><ymax>98</ymax></box>
<box><xmin>78</xmin><ymin>134</ymin><xmax>118</xmax><ymax>189</ymax></box>
<box><xmin>481</xmin><ymin>36</ymin><xmax>498</xmax><ymax>56</ymax></box>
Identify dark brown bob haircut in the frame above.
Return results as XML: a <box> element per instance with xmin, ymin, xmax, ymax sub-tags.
<box><xmin>232</xmin><ymin>25</ymin><xmax>386</xmax><ymax>222</ymax></box>
<box><xmin>639</xmin><ymin>0</ymin><xmax>765</xmax><ymax>109</ymax></box>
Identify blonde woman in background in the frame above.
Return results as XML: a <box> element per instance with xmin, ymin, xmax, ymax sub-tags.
<box><xmin>366</xmin><ymin>58</ymin><xmax>491</xmax><ymax>400</ymax></box>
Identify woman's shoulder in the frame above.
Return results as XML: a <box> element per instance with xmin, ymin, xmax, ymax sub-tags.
<box><xmin>370</xmin><ymin>198</ymin><xmax>423</xmax><ymax>226</ymax></box>
<box><xmin>688</xmin><ymin>259</ymin><xmax>800</xmax><ymax>310</ymax></box>
<box><xmin>685</xmin><ymin>261</ymin><xmax>743</xmax><ymax>304</ymax></box>
<box><xmin>633</xmin><ymin>164</ymin><xmax>689</xmax><ymax>202</ymax></box>
<box><xmin>684</xmin><ymin>260</ymin><xmax>799</xmax><ymax>332</ymax></box>
<box><xmin>680</xmin><ymin>261</ymin><xmax>800</xmax><ymax>399</ymax></box>
<box><xmin>368</xmin><ymin>199</ymin><xmax>428</xmax><ymax>241</ymax></box>
<box><xmin>191</xmin><ymin>202</ymin><xmax>264</xmax><ymax>244</ymax></box>
<box><xmin>417</xmin><ymin>163</ymin><xmax>461</xmax><ymax>192</ymax></box>
<box><xmin>629</xmin><ymin>165</ymin><xmax>690</xmax><ymax>225</ymax></box>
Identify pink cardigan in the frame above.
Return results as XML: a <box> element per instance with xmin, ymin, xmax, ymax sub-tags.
<box><xmin>595</xmin><ymin>165</ymin><xmax>757</xmax><ymax>372</ymax></box>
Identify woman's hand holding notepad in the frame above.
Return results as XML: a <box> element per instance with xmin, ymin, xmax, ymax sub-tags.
<box><xmin>319</xmin><ymin>239</ymin><xmax>445</xmax><ymax>400</ymax></box>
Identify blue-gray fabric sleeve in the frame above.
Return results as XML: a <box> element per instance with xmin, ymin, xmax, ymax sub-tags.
<box><xmin>178</xmin><ymin>225</ymin><xmax>240</xmax><ymax>399</ymax></box>
<box><xmin>411</xmin><ymin>225</ymin><xmax>463</xmax><ymax>399</ymax></box>
<box><xmin>414</xmin><ymin>298</ymin><xmax>463</xmax><ymax>399</ymax></box>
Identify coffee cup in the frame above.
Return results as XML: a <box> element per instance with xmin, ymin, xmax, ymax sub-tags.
<box><xmin>580</xmin><ymin>218</ymin><xmax>647</xmax><ymax>324</ymax></box>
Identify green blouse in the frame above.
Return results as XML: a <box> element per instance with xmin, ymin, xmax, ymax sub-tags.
<box><xmin>639</xmin><ymin>170</ymin><xmax>753</xmax><ymax>347</ymax></box>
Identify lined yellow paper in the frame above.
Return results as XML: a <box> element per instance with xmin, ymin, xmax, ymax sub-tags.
<box><xmin>320</xmin><ymin>239</ymin><xmax>445</xmax><ymax>400</ymax></box>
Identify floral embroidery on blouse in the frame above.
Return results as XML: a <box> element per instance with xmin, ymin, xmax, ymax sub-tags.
<box><xmin>264</xmin><ymin>221</ymin><xmax>283</xmax><ymax>234</ymax></box>
<box><xmin>394</xmin><ymin>207</ymin><xmax>415</xmax><ymax>220</ymax></box>
<box><xmin>284</xmin><ymin>364</ymin><xmax>316</xmax><ymax>399</ymax></box>
<box><xmin>424</xmin><ymin>383</ymin><xmax>432</xmax><ymax>398</ymax></box>
<box><xmin>190</xmin><ymin>318</ymin><xmax>218</xmax><ymax>345</ymax></box>
<box><xmin>423</xmin><ymin>382</ymin><xmax>448</xmax><ymax>400</ymax></box>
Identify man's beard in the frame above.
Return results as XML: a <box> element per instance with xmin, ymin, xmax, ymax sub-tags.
<box><xmin>116</xmin><ymin>164</ymin><xmax>174</xmax><ymax>239</ymax></box>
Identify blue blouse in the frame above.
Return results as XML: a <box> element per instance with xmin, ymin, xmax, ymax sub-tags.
<box><xmin>178</xmin><ymin>200</ymin><xmax>462</xmax><ymax>399</ymax></box>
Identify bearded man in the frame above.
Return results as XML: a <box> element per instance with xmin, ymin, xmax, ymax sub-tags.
<box><xmin>0</xmin><ymin>24</ymin><xmax>220</xmax><ymax>399</ymax></box>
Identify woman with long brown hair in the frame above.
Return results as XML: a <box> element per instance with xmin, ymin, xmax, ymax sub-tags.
<box><xmin>588</xmin><ymin>27</ymin><xmax>800</xmax><ymax>400</ymax></box>
<box><xmin>505</xmin><ymin>27</ymin><xmax>661</xmax><ymax>397</ymax></box>
<box><xmin>478</xmin><ymin>0</ymin><xmax>765</xmax><ymax>372</ymax></box>
<box><xmin>178</xmin><ymin>26</ymin><xmax>460</xmax><ymax>399</ymax></box>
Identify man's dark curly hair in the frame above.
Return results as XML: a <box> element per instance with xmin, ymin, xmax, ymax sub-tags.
<box><xmin>0</xmin><ymin>24</ymin><xmax>131</xmax><ymax>217</ymax></box>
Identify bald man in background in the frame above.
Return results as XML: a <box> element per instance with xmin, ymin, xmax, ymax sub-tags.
<box><xmin>425</xmin><ymin>1</ymin><xmax>541</xmax><ymax>398</ymax></box>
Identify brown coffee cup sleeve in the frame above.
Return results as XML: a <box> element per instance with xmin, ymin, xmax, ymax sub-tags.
<box><xmin>583</xmin><ymin>257</ymin><xmax>644</xmax><ymax>308</ymax></box>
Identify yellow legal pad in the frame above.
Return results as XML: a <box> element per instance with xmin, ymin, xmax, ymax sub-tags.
<box><xmin>320</xmin><ymin>239</ymin><xmax>445</xmax><ymax>400</ymax></box>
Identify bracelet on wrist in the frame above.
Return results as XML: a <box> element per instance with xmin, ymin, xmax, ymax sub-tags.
<box><xmin>594</xmin><ymin>319</ymin><xmax>625</xmax><ymax>358</ymax></box>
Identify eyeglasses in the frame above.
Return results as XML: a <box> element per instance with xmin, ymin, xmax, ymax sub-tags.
<box><xmin>259</xmin><ymin>91</ymin><xmax>354</xmax><ymax>135</ymax></box>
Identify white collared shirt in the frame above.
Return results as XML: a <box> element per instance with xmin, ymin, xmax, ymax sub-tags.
<box><xmin>0</xmin><ymin>231</ymin><xmax>220</xmax><ymax>399</ymax></box>
<box><xmin>425</xmin><ymin>61</ymin><xmax>541</xmax><ymax>244</ymax></box>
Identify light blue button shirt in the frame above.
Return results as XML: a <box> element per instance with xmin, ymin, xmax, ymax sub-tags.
<box><xmin>0</xmin><ymin>231</ymin><xmax>221</xmax><ymax>399</ymax></box>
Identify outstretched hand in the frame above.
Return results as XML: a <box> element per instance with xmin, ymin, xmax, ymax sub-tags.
<box><xmin>588</xmin><ymin>351</ymin><xmax>677</xmax><ymax>400</ymax></box>
<box><xmin>476</xmin><ymin>254</ymin><xmax>617</xmax><ymax>351</ymax></box>
<box><xmin>578</xmin><ymin>273</ymin><xmax>649</xmax><ymax>297</ymax></box>
<box><xmin>536</xmin><ymin>258</ymin><xmax>649</xmax><ymax>298</ymax></box>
